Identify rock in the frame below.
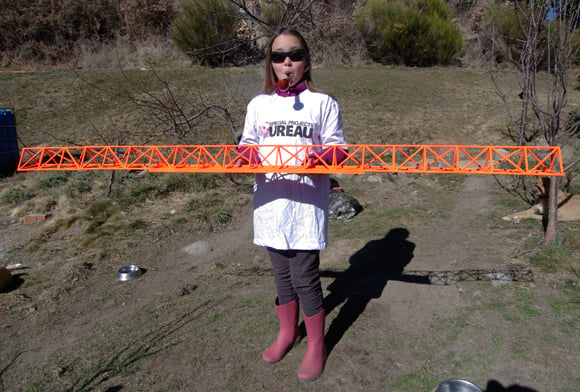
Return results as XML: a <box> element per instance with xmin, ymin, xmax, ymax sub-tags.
<box><xmin>182</xmin><ymin>241</ymin><xmax>213</xmax><ymax>256</ymax></box>
<box><xmin>365</xmin><ymin>174</ymin><xmax>383</xmax><ymax>183</ymax></box>
<box><xmin>329</xmin><ymin>179</ymin><xmax>363</xmax><ymax>220</ymax></box>
<box><xmin>488</xmin><ymin>271</ymin><xmax>514</xmax><ymax>286</ymax></box>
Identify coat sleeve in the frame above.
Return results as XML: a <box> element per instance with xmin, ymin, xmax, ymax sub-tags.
<box><xmin>239</xmin><ymin>98</ymin><xmax>261</xmax><ymax>146</ymax></box>
<box><xmin>319</xmin><ymin>97</ymin><xmax>347</xmax><ymax>145</ymax></box>
<box><xmin>237</xmin><ymin>98</ymin><xmax>263</xmax><ymax>163</ymax></box>
<box><xmin>311</xmin><ymin>96</ymin><xmax>348</xmax><ymax>164</ymax></box>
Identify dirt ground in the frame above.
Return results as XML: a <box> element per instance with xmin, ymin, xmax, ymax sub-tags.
<box><xmin>1</xmin><ymin>162</ymin><xmax>578</xmax><ymax>392</ymax></box>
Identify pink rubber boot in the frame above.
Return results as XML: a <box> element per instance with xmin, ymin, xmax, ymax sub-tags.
<box><xmin>262</xmin><ymin>298</ymin><xmax>301</xmax><ymax>363</ymax></box>
<box><xmin>298</xmin><ymin>309</ymin><xmax>326</xmax><ymax>381</ymax></box>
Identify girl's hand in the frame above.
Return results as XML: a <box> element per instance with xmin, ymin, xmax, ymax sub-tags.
<box><xmin>307</xmin><ymin>147</ymin><xmax>348</xmax><ymax>167</ymax></box>
<box><xmin>234</xmin><ymin>146</ymin><xmax>261</xmax><ymax>167</ymax></box>
<box><xmin>305</xmin><ymin>156</ymin><xmax>318</xmax><ymax>168</ymax></box>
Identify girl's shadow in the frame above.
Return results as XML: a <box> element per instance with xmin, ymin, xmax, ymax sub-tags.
<box><xmin>320</xmin><ymin>227</ymin><xmax>420</xmax><ymax>355</ymax></box>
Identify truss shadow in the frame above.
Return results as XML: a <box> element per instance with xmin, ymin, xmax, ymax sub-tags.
<box><xmin>402</xmin><ymin>269</ymin><xmax>533</xmax><ymax>285</ymax></box>
<box><xmin>320</xmin><ymin>227</ymin><xmax>533</xmax><ymax>355</ymax></box>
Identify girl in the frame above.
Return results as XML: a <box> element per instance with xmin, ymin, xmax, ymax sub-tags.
<box><xmin>238</xmin><ymin>27</ymin><xmax>347</xmax><ymax>381</ymax></box>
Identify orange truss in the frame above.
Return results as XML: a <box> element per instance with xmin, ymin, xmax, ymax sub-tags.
<box><xmin>17</xmin><ymin>144</ymin><xmax>565</xmax><ymax>176</ymax></box>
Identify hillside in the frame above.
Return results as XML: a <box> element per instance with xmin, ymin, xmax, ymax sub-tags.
<box><xmin>0</xmin><ymin>66</ymin><xmax>579</xmax><ymax>392</ymax></box>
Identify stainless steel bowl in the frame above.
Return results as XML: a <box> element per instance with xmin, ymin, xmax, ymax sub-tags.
<box><xmin>433</xmin><ymin>379</ymin><xmax>483</xmax><ymax>392</ymax></box>
<box><xmin>116</xmin><ymin>265</ymin><xmax>143</xmax><ymax>282</ymax></box>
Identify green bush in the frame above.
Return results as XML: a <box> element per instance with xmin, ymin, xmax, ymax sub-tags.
<box><xmin>171</xmin><ymin>0</ymin><xmax>249</xmax><ymax>66</ymax></box>
<box><xmin>259</xmin><ymin>1</ymin><xmax>288</xmax><ymax>27</ymax></box>
<box><xmin>480</xmin><ymin>2</ymin><xmax>580</xmax><ymax>68</ymax></box>
<box><xmin>355</xmin><ymin>0</ymin><xmax>463</xmax><ymax>66</ymax></box>
<box><xmin>479</xmin><ymin>2</ymin><xmax>526</xmax><ymax>64</ymax></box>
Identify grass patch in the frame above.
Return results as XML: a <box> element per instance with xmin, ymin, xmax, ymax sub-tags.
<box><xmin>0</xmin><ymin>186</ymin><xmax>36</xmax><ymax>204</ymax></box>
<box><xmin>483</xmin><ymin>286</ymin><xmax>541</xmax><ymax>324</ymax></box>
<box><xmin>431</xmin><ymin>307</ymin><xmax>473</xmax><ymax>347</ymax></box>
<box><xmin>34</xmin><ymin>172</ymin><xmax>69</xmax><ymax>190</ymax></box>
<box><xmin>530</xmin><ymin>242</ymin><xmax>576</xmax><ymax>273</ymax></box>
<box><xmin>185</xmin><ymin>193</ymin><xmax>232</xmax><ymax>230</ymax></box>
<box><xmin>329</xmin><ymin>175</ymin><xmax>466</xmax><ymax>241</ymax></box>
<box><xmin>108</xmin><ymin>173</ymin><xmax>226</xmax><ymax>207</ymax></box>
<box><xmin>548</xmin><ymin>281</ymin><xmax>580</xmax><ymax>333</ymax></box>
<box><xmin>389</xmin><ymin>373</ymin><xmax>438</xmax><ymax>392</ymax></box>
<box><xmin>155</xmin><ymin>173</ymin><xmax>223</xmax><ymax>195</ymax></box>
<box><xmin>78</xmin><ymin>200</ymin><xmax>120</xmax><ymax>234</ymax></box>
<box><xmin>62</xmin><ymin>173</ymin><xmax>94</xmax><ymax>197</ymax></box>
<box><xmin>152</xmin><ymin>218</ymin><xmax>188</xmax><ymax>238</ymax></box>
<box><xmin>61</xmin><ymin>261</ymin><xmax>93</xmax><ymax>284</ymax></box>
<box><xmin>329</xmin><ymin>208</ymin><xmax>398</xmax><ymax>240</ymax></box>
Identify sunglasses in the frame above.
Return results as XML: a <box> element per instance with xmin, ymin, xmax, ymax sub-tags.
<box><xmin>270</xmin><ymin>49</ymin><xmax>306</xmax><ymax>63</ymax></box>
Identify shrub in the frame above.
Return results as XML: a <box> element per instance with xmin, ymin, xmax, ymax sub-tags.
<box><xmin>64</xmin><ymin>177</ymin><xmax>93</xmax><ymax>198</ymax></box>
<box><xmin>156</xmin><ymin>173</ymin><xmax>222</xmax><ymax>195</ymax></box>
<box><xmin>121</xmin><ymin>0</ymin><xmax>177</xmax><ymax>39</ymax></box>
<box><xmin>82</xmin><ymin>200</ymin><xmax>119</xmax><ymax>234</ymax></box>
<box><xmin>0</xmin><ymin>186</ymin><xmax>36</xmax><ymax>204</ymax></box>
<box><xmin>479</xmin><ymin>2</ymin><xmax>580</xmax><ymax>68</ymax></box>
<box><xmin>259</xmin><ymin>1</ymin><xmax>288</xmax><ymax>28</ymax></box>
<box><xmin>355</xmin><ymin>0</ymin><xmax>463</xmax><ymax>66</ymax></box>
<box><xmin>0</xmin><ymin>0</ymin><xmax>176</xmax><ymax>65</ymax></box>
<box><xmin>171</xmin><ymin>0</ymin><xmax>251</xmax><ymax>66</ymax></box>
<box><xmin>478</xmin><ymin>2</ymin><xmax>526</xmax><ymax>64</ymax></box>
<box><xmin>0</xmin><ymin>0</ymin><xmax>122</xmax><ymax>63</ymax></box>
<box><xmin>35</xmin><ymin>173</ymin><xmax>69</xmax><ymax>190</ymax></box>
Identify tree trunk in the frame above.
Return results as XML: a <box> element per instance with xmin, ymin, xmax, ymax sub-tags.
<box><xmin>544</xmin><ymin>176</ymin><xmax>559</xmax><ymax>244</ymax></box>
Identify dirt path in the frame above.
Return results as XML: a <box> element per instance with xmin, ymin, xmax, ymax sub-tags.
<box><xmin>378</xmin><ymin>176</ymin><xmax>499</xmax><ymax>332</ymax></box>
<box><xmin>412</xmin><ymin>175</ymin><xmax>511</xmax><ymax>269</ymax></box>
<box><xmin>318</xmin><ymin>174</ymin><xmax>519</xmax><ymax>388</ymax></box>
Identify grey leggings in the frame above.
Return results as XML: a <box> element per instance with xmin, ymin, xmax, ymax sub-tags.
<box><xmin>267</xmin><ymin>248</ymin><xmax>323</xmax><ymax>317</ymax></box>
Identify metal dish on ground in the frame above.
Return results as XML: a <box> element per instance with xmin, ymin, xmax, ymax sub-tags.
<box><xmin>116</xmin><ymin>265</ymin><xmax>143</xmax><ymax>282</ymax></box>
<box><xmin>433</xmin><ymin>379</ymin><xmax>483</xmax><ymax>392</ymax></box>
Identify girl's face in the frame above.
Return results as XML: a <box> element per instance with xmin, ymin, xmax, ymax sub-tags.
<box><xmin>270</xmin><ymin>34</ymin><xmax>308</xmax><ymax>87</ymax></box>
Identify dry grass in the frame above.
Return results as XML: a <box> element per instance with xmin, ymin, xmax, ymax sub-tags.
<box><xmin>2</xmin><ymin>64</ymin><xmax>524</xmax><ymax>149</ymax></box>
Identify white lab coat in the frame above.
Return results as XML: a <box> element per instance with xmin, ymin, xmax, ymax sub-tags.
<box><xmin>239</xmin><ymin>89</ymin><xmax>347</xmax><ymax>250</ymax></box>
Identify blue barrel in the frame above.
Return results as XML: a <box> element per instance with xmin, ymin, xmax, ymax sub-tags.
<box><xmin>0</xmin><ymin>109</ymin><xmax>20</xmax><ymax>178</ymax></box>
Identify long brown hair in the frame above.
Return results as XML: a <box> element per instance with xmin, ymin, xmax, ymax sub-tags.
<box><xmin>263</xmin><ymin>27</ymin><xmax>320</xmax><ymax>94</ymax></box>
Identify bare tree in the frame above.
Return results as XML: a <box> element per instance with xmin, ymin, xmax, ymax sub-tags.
<box><xmin>489</xmin><ymin>0</ymin><xmax>580</xmax><ymax>243</ymax></box>
<box><xmin>230</xmin><ymin>0</ymin><xmax>319</xmax><ymax>30</ymax></box>
<box><xmin>119</xmin><ymin>65</ymin><xmax>242</xmax><ymax>143</ymax></box>
<box><xmin>229</xmin><ymin>0</ymin><xmax>367</xmax><ymax>65</ymax></box>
